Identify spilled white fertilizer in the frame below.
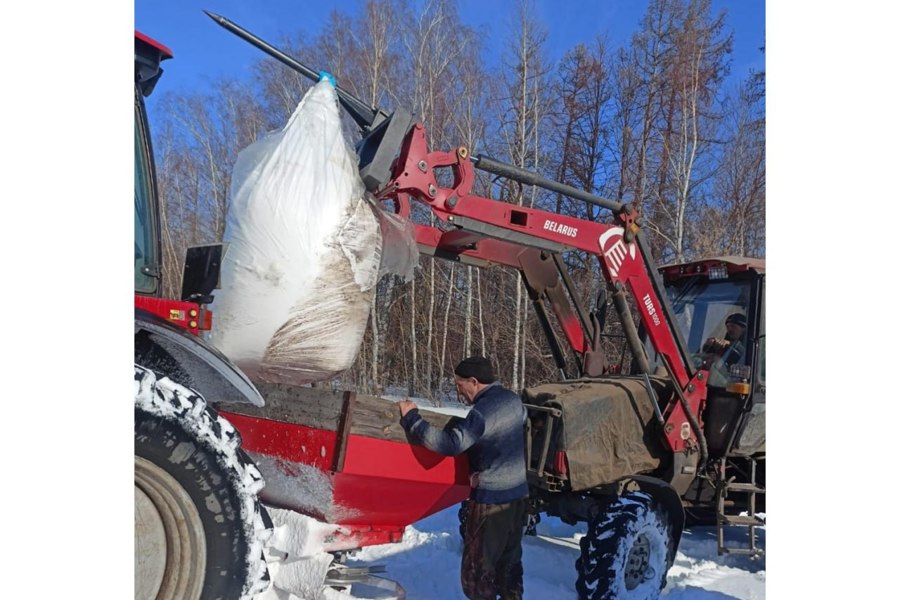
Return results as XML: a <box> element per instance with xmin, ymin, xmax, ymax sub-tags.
<box><xmin>247</xmin><ymin>452</ymin><xmax>360</xmax><ymax>524</ymax></box>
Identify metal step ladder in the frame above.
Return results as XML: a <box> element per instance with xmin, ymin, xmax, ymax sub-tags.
<box><xmin>716</xmin><ymin>455</ymin><xmax>765</xmax><ymax>556</ymax></box>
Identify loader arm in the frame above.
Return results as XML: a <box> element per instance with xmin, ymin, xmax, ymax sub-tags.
<box><xmin>379</xmin><ymin>123</ymin><xmax>707</xmax><ymax>455</ymax></box>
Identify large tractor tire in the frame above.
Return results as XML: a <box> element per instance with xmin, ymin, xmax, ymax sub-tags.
<box><xmin>575</xmin><ymin>491</ymin><xmax>673</xmax><ymax>600</ymax></box>
<box><xmin>134</xmin><ymin>364</ymin><xmax>271</xmax><ymax>600</ymax></box>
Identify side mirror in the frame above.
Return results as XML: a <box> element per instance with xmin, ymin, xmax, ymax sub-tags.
<box><xmin>181</xmin><ymin>243</ymin><xmax>227</xmax><ymax>304</ymax></box>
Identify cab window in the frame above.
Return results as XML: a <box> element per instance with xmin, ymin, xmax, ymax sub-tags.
<box><xmin>134</xmin><ymin>102</ymin><xmax>157</xmax><ymax>294</ymax></box>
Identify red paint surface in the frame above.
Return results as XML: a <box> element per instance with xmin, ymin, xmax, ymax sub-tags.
<box><xmin>334</xmin><ymin>434</ymin><xmax>469</xmax><ymax>526</ymax></box>
<box><xmin>221</xmin><ymin>412</ymin><xmax>469</xmax><ymax>540</ymax></box>
<box><xmin>223</xmin><ymin>411</ymin><xmax>337</xmax><ymax>471</ymax></box>
<box><xmin>135</xmin><ymin>295</ymin><xmax>209</xmax><ymax>334</ymax></box>
<box><xmin>135</xmin><ymin>30</ymin><xmax>173</xmax><ymax>58</ymax></box>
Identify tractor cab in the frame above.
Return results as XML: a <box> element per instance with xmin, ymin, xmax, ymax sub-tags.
<box><xmin>134</xmin><ymin>32</ymin><xmax>224</xmax><ymax>319</ymax></box>
<box><xmin>644</xmin><ymin>257</ymin><xmax>766</xmax><ymax>457</ymax></box>
<box><xmin>134</xmin><ymin>32</ymin><xmax>171</xmax><ymax>297</ymax></box>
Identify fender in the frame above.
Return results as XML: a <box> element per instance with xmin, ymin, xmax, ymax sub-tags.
<box><xmin>134</xmin><ymin>308</ymin><xmax>264</xmax><ymax>407</ymax></box>
<box><xmin>617</xmin><ymin>475</ymin><xmax>686</xmax><ymax>563</ymax></box>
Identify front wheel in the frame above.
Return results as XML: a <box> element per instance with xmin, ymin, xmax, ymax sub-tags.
<box><xmin>575</xmin><ymin>491</ymin><xmax>673</xmax><ymax>600</ymax></box>
<box><xmin>134</xmin><ymin>365</ymin><xmax>271</xmax><ymax>600</ymax></box>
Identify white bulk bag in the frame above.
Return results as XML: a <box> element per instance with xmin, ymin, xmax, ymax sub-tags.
<box><xmin>210</xmin><ymin>81</ymin><xmax>416</xmax><ymax>384</ymax></box>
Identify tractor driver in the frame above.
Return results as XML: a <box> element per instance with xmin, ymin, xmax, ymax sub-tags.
<box><xmin>700</xmin><ymin>312</ymin><xmax>747</xmax><ymax>386</ymax></box>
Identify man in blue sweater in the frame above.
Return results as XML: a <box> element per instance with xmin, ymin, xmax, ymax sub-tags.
<box><xmin>399</xmin><ymin>356</ymin><xmax>528</xmax><ymax>600</ymax></box>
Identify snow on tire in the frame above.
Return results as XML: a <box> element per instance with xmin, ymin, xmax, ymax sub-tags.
<box><xmin>575</xmin><ymin>491</ymin><xmax>673</xmax><ymax>600</ymax></box>
<box><xmin>134</xmin><ymin>364</ymin><xmax>272</xmax><ymax>600</ymax></box>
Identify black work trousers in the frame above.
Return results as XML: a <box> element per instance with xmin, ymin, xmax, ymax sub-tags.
<box><xmin>460</xmin><ymin>498</ymin><xmax>528</xmax><ymax>600</ymax></box>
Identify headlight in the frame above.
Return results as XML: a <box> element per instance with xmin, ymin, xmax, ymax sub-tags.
<box><xmin>708</xmin><ymin>264</ymin><xmax>728</xmax><ymax>280</ymax></box>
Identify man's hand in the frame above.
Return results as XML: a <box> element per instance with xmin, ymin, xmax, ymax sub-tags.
<box><xmin>398</xmin><ymin>400</ymin><xmax>418</xmax><ymax>417</ymax></box>
<box><xmin>702</xmin><ymin>337</ymin><xmax>730</xmax><ymax>355</ymax></box>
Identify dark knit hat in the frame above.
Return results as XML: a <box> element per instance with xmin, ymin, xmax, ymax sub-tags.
<box><xmin>454</xmin><ymin>356</ymin><xmax>496</xmax><ymax>384</ymax></box>
<box><xmin>726</xmin><ymin>313</ymin><xmax>747</xmax><ymax>327</ymax></box>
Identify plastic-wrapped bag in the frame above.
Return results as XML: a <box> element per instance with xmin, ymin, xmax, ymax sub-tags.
<box><xmin>210</xmin><ymin>81</ymin><xmax>416</xmax><ymax>384</ymax></box>
<box><xmin>375</xmin><ymin>205</ymin><xmax>417</xmax><ymax>282</ymax></box>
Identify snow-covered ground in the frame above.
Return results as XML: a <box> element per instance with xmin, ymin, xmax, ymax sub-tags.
<box><xmin>262</xmin><ymin>501</ymin><xmax>765</xmax><ymax>600</ymax></box>
<box><xmin>343</xmin><ymin>505</ymin><xmax>765</xmax><ymax>600</ymax></box>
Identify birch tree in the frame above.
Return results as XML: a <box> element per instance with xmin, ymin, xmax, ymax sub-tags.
<box><xmin>153</xmin><ymin>79</ymin><xmax>266</xmax><ymax>297</ymax></box>
<box><xmin>494</xmin><ymin>0</ymin><xmax>553</xmax><ymax>390</ymax></box>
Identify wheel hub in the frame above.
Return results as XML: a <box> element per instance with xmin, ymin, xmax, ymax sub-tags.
<box><xmin>134</xmin><ymin>455</ymin><xmax>206</xmax><ymax>600</ymax></box>
<box><xmin>624</xmin><ymin>532</ymin><xmax>654</xmax><ymax>591</ymax></box>
<box><xmin>135</xmin><ymin>484</ymin><xmax>167</xmax><ymax>597</ymax></box>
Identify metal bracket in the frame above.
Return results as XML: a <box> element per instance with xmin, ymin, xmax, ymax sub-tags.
<box><xmin>325</xmin><ymin>564</ymin><xmax>406</xmax><ymax>600</ymax></box>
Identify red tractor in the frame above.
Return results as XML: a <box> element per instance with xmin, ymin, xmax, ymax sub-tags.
<box><xmin>135</xmin><ymin>14</ymin><xmax>765</xmax><ymax>600</ymax></box>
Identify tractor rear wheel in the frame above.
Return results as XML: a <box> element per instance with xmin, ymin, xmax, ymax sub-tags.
<box><xmin>575</xmin><ymin>491</ymin><xmax>673</xmax><ymax>600</ymax></box>
<box><xmin>134</xmin><ymin>365</ymin><xmax>271</xmax><ymax>600</ymax></box>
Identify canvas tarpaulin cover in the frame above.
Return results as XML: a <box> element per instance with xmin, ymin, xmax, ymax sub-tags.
<box><xmin>522</xmin><ymin>377</ymin><xmax>671</xmax><ymax>491</ymax></box>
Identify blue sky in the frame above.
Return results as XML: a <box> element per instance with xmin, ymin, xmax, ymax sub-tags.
<box><xmin>135</xmin><ymin>0</ymin><xmax>765</xmax><ymax>102</ymax></box>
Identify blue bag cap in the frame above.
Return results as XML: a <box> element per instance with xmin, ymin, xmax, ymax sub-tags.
<box><xmin>318</xmin><ymin>71</ymin><xmax>337</xmax><ymax>87</ymax></box>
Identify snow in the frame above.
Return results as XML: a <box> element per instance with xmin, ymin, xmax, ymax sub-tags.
<box><xmin>258</xmin><ymin>508</ymin><xmax>349</xmax><ymax>600</ymax></box>
<box><xmin>260</xmin><ymin>502</ymin><xmax>764</xmax><ymax>599</ymax></box>
<box><xmin>355</xmin><ymin>506</ymin><xmax>764</xmax><ymax>600</ymax></box>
